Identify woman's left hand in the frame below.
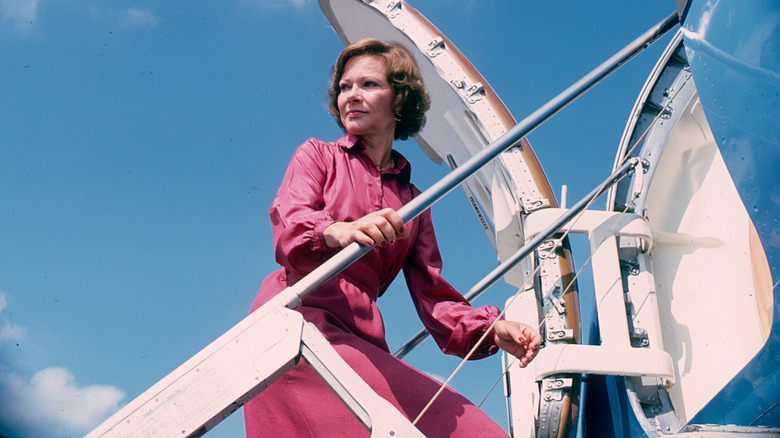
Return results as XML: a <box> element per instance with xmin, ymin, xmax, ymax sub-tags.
<box><xmin>493</xmin><ymin>320</ymin><xmax>542</xmax><ymax>368</ymax></box>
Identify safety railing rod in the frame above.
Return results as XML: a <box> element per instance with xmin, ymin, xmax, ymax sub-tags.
<box><xmin>273</xmin><ymin>11</ymin><xmax>679</xmax><ymax>311</ymax></box>
<box><xmin>392</xmin><ymin>157</ymin><xmax>644</xmax><ymax>359</ymax></box>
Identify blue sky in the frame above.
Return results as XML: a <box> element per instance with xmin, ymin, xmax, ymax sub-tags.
<box><xmin>0</xmin><ymin>1</ymin><xmax>674</xmax><ymax>436</ymax></box>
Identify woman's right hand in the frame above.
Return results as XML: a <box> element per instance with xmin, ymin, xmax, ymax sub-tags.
<box><xmin>323</xmin><ymin>208</ymin><xmax>410</xmax><ymax>249</ymax></box>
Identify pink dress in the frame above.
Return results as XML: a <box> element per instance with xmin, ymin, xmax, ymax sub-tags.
<box><xmin>244</xmin><ymin>134</ymin><xmax>508</xmax><ymax>437</ymax></box>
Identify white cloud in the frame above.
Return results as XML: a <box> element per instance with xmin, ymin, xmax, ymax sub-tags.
<box><xmin>0</xmin><ymin>293</ymin><xmax>25</xmax><ymax>343</ymax></box>
<box><xmin>0</xmin><ymin>321</ymin><xmax>24</xmax><ymax>343</ymax></box>
<box><xmin>0</xmin><ymin>292</ymin><xmax>125</xmax><ymax>436</ymax></box>
<box><xmin>0</xmin><ymin>367</ymin><xmax>125</xmax><ymax>436</ymax></box>
<box><xmin>120</xmin><ymin>7</ymin><xmax>160</xmax><ymax>29</ymax></box>
<box><xmin>0</xmin><ymin>0</ymin><xmax>39</xmax><ymax>32</ymax></box>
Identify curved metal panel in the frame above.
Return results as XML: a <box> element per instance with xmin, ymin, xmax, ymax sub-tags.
<box><xmin>610</xmin><ymin>23</ymin><xmax>778</xmax><ymax>434</ymax></box>
<box><xmin>680</xmin><ymin>0</ymin><xmax>780</xmax><ymax>428</ymax></box>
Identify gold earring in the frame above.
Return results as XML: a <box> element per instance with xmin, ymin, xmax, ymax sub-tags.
<box><xmin>394</xmin><ymin>113</ymin><xmax>401</xmax><ymax>122</ymax></box>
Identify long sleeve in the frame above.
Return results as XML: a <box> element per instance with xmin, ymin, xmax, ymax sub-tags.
<box><xmin>269</xmin><ymin>139</ymin><xmax>339</xmax><ymax>275</ymax></box>
<box><xmin>402</xmin><ymin>207</ymin><xmax>501</xmax><ymax>359</ymax></box>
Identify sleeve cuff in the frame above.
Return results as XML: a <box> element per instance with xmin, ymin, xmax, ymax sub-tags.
<box><xmin>312</xmin><ymin>218</ymin><xmax>336</xmax><ymax>252</ymax></box>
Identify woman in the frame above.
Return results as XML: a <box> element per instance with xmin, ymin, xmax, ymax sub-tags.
<box><xmin>244</xmin><ymin>38</ymin><xmax>541</xmax><ymax>437</ymax></box>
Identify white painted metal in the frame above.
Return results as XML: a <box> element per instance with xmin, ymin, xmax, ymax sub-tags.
<box><xmin>86</xmin><ymin>306</ymin><xmax>302</xmax><ymax>438</ymax></box>
<box><xmin>522</xmin><ymin>209</ymin><xmax>674</xmax><ymax>385</ymax></box>
<box><xmin>608</xmin><ymin>31</ymin><xmax>770</xmax><ymax>428</ymax></box>
<box><xmin>642</xmin><ymin>95</ymin><xmax>767</xmax><ymax>425</ymax></box>
<box><xmin>86</xmin><ymin>306</ymin><xmax>425</xmax><ymax>438</ymax></box>
<box><xmin>503</xmin><ymin>290</ymin><xmax>542</xmax><ymax>438</ymax></box>
<box><xmin>532</xmin><ymin>344</ymin><xmax>674</xmax><ymax>382</ymax></box>
<box><xmin>297</xmin><ymin>323</ymin><xmax>426</xmax><ymax>437</ymax></box>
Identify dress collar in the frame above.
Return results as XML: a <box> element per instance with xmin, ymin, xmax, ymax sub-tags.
<box><xmin>336</xmin><ymin>133</ymin><xmax>412</xmax><ymax>183</ymax></box>
<box><xmin>335</xmin><ymin>132</ymin><xmax>362</xmax><ymax>150</ymax></box>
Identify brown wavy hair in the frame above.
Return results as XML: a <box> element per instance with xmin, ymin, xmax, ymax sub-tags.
<box><xmin>328</xmin><ymin>38</ymin><xmax>430</xmax><ymax>140</ymax></box>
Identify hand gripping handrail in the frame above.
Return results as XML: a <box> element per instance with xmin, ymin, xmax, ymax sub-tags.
<box><xmin>270</xmin><ymin>11</ymin><xmax>680</xmax><ymax>313</ymax></box>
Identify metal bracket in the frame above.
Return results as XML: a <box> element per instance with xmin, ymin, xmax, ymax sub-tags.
<box><xmin>526</xmin><ymin>208</ymin><xmax>674</xmax><ymax>385</ymax></box>
<box><xmin>547</xmin><ymin>328</ymin><xmax>575</xmax><ymax>342</ymax></box>
<box><xmin>630</xmin><ymin>327</ymin><xmax>650</xmax><ymax>348</ymax></box>
<box><xmin>385</xmin><ymin>1</ymin><xmax>402</xmax><ymax>17</ymax></box>
<box><xmin>537</xmin><ymin>378</ymin><xmax>575</xmax><ymax>438</ymax></box>
<box><xmin>451</xmin><ymin>79</ymin><xmax>485</xmax><ymax>103</ymax></box>
<box><xmin>425</xmin><ymin>37</ymin><xmax>445</xmax><ymax>57</ymax></box>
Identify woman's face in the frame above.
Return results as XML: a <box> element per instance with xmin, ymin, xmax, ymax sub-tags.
<box><xmin>337</xmin><ymin>55</ymin><xmax>396</xmax><ymax>141</ymax></box>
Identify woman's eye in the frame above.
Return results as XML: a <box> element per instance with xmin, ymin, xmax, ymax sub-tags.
<box><xmin>339</xmin><ymin>83</ymin><xmax>350</xmax><ymax>92</ymax></box>
<box><xmin>364</xmin><ymin>81</ymin><xmax>378</xmax><ymax>87</ymax></box>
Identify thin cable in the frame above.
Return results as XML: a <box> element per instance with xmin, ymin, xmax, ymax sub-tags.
<box><xmin>478</xmin><ymin>355</ymin><xmax>519</xmax><ymax>409</ymax></box>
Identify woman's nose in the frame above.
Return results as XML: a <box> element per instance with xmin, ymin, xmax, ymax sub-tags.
<box><xmin>342</xmin><ymin>85</ymin><xmax>361</xmax><ymax>101</ymax></box>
